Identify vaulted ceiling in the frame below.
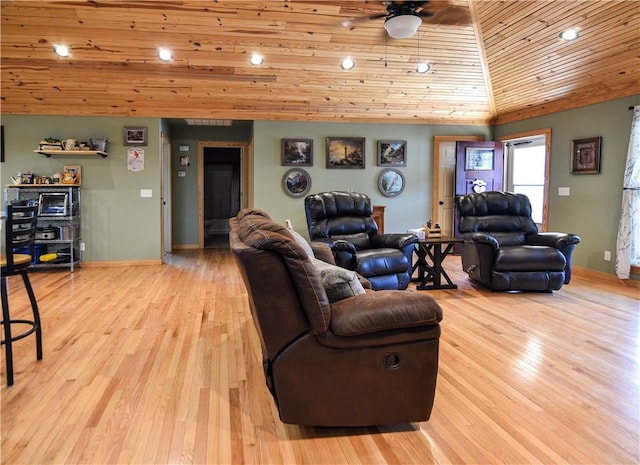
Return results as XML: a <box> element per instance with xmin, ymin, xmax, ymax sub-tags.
<box><xmin>1</xmin><ymin>1</ymin><xmax>638</xmax><ymax>125</ymax></box>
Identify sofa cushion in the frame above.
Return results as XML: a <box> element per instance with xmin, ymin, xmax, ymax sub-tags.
<box><xmin>310</xmin><ymin>257</ymin><xmax>366</xmax><ymax>302</ymax></box>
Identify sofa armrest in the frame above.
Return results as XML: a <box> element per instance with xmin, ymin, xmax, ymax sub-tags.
<box><xmin>370</xmin><ymin>233</ymin><xmax>418</xmax><ymax>250</ymax></box>
<box><xmin>526</xmin><ymin>232</ymin><xmax>581</xmax><ymax>249</ymax></box>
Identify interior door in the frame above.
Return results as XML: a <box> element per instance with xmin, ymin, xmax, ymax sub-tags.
<box><xmin>454</xmin><ymin>141</ymin><xmax>504</xmax><ymax>244</ymax></box>
<box><xmin>433</xmin><ymin>136</ymin><xmax>483</xmax><ymax>237</ymax></box>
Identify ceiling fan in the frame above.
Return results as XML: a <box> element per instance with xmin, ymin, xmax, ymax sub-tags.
<box><xmin>342</xmin><ymin>1</ymin><xmax>471</xmax><ymax>39</ymax></box>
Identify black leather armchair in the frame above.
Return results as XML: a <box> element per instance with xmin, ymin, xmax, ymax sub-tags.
<box><xmin>304</xmin><ymin>191</ymin><xmax>417</xmax><ymax>290</ymax></box>
<box><xmin>455</xmin><ymin>191</ymin><xmax>581</xmax><ymax>291</ymax></box>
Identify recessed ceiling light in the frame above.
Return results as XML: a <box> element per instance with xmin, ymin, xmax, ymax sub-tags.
<box><xmin>416</xmin><ymin>62</ymin><xmax>431</xmax><ymax>74</ymax></box>
<box><xmin>54</xmin><ymin>45</ymin><xmax>70</xmax><ymax>57</ymax></box>
<box><xmin>158</xmin><ymin>48</ymin><xmax>173</xmax><ymax>62</ymax></box>
<box><xmin>250</xmin><ymin>54</ymin><xmax>263</xmax><ymax>66</ymax></box>
<box><xmin>559</xmin><ymin>28</ymin><xmax>579</xmax><ymax>41</ymax></box>
<box><xmin>341</xmin><ymin>57</ymin><xmax>355</xmax><ymax>70</ymax></box>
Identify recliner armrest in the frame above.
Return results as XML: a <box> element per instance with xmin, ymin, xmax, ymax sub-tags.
<box><xmin>370</xmin><ymin>233</ymin><xmax>417</xmax><ymax>250</ymax></box>
<box><xmin>329</xmin><ymin>290</ymin><xmax>442</xmax><ymax>336</ymax></box>
<box><xmin>526</xmin><ymin>232</ymin><xmax>581</xmax><ymax>248</ymax></box>
<box><xmin>469</xmin><ymin>233</ymin><xmax>500</xmax><ymax>250</ymax></box>
<box><xmin>311</xmin><ymin>238</ymin><xmax>357</xmax><ymax>254</ymax></box>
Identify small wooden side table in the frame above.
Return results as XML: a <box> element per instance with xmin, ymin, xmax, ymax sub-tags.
<box><xmin>412</xmin><ymin>236</ymin><xmax>463</xmax><ymax>290</ymax></box>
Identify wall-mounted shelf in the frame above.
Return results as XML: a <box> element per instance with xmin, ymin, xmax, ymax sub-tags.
<box><xmin>35</xmin><ymin>150</ymin><xmax>107</xmax><ymax>158</ymax></box>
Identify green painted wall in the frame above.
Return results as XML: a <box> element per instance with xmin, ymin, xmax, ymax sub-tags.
<box><xmin>252</xmin><ymin>121</ymin><xmax>491</xmax><ymax>237</ymax></box>
<box><xmin>3</xmin><ymin>95</ymin><xmax>637</xmax><ymax>277</ymax></box>
<box><xmin>495</xmin><ymin>95</ymin><xmax>640</xmax><ymax>274</ymax></box>
<box><xmin>1</xmin><ymin>115</ymin><xmax>162</xmax><ymax>262</ymax></box>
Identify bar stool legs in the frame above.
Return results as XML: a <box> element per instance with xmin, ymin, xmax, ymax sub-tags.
<box><xmin>1</xmin><ymin>272</ymin><xmax>43</xmax><ymax>387</ymax></box>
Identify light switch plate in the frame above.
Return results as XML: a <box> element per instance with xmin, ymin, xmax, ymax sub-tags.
<box><xmin>558</xmin><ymin>187</ymin><xmax>570</xmax><ymax>196</ymax></box>
<box><xmin>140</xmin><ymin>189</ymin><xmax>152</xmax><ymax>198</ymax></box>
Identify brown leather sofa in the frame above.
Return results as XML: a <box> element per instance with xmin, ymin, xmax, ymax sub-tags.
<box><xmin>456</xmin><ymin>191</ymin><xmax>581</xmax><ymax>291</ymax></box>
<box><xmin>229</xmin><ymin>208</ymin><xmax>443</xmax><ymax>427</ymax></box>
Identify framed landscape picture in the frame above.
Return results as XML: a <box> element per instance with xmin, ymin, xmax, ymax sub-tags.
<box><xmin>326</xmin><ymin>137</ymin><xmax>365</xmax><ymax>169</ymax></box>
<box><xmin>377</xmin><ymin>140</ymin><xmax>407</xmax><ymax>167</ymax></box>
<box><xmin>281</xmin><ymin>139</ymin><xmax>313</xmax><ymax>166</ymax></box>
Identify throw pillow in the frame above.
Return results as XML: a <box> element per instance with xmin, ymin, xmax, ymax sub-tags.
<box><xmin>285</xmin><ymin>219</ymin><xmax>315</xmax><ymax>258</ymax></box>
<box><xmin>310</xmin><ymin>257</ymin><xmax>366</xmax><ymax>302</ymax></box>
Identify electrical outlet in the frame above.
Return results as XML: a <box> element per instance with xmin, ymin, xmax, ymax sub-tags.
<box><xmin>80</xmin><ymin>242</ymin><xmax>85</xmax><ymax>252</ymax></box>
<box><xmin>604</xmin><ymin>250</ymin><xmax>611</xmax><ymax>261</ymax></box>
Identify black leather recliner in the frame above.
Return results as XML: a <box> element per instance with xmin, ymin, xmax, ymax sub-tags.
<box><xmin>305</xmin><ymin>191</ymin><xmax>417</xmax><ymax>290</ymax></box>
<box><xmin>455</xmin><ymin>191</ymin><xmax>581</xmax><ymax>291</ymax></box>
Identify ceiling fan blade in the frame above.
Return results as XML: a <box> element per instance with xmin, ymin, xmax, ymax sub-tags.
<box><xmin>341</xmin><ymin>13</ymin><xmax>387</xmax><ymax>28</ymax></box>
<box><xmin>420</xmin><ymin>2</ymin><xmax>471</xmax><ymax>26</ymax></box>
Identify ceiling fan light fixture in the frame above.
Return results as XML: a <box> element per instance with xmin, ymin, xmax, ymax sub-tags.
<box><xmin>384</xmin><ymin>15</ymin><xmax>422</xmax><ymax>39</ymax></box>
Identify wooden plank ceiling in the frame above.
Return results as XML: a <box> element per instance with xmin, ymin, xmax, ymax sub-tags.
<box><xmin>1</xmin><ymin>0</ymin><xmax>638</xmax><ymax>125</ymax></box>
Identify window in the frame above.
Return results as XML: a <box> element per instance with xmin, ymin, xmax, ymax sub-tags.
<box><xmin>505</xmin><ymin>136</ymin><xmax>547</xmax><ymax>226</ymax></box>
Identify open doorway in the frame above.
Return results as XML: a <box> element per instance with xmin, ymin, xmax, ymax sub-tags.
<box><xmin>197</xmin><ymin>141</ymin><xmax>251</xmax><ymax>248</ymax></box>
<box><xmin>203</xmin><ymin>146</ymin><xmax>241</xmax><ymax>248</ymax></box>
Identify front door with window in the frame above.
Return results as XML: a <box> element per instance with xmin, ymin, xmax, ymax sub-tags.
<box><xmin>454</xmin><ymin>141</ymin><xmax>504</xmax><ymax>245</ymax></box>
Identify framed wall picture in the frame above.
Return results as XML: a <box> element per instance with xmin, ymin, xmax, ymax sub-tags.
<box><xmin>282</xmin><ymin>139</ymin><xmax>313</xmax><ymax>166</ymax></box>
<box><xmin>63</xmin><ymin>165</ymin><xmax>82</xmax><ymax>185</ymax></box>
<box><xmin>377</xmin><ymin>140</ymin><xmax>407</xmax><ymax>167</ymax></box>
<box><xmin>571</xmin><ymin>136</ymin><xmax>602</xmax><ymax>174</ymax></box>
<box><xmin>282</xmin><ymin>168</ymin><xmax>311</xmax><ymax>198</ymax></box>
<box><xmin>123</xmin><ymin>126</ymin><xmax>147</xmax><ymax>146</ymax></box>
<box><xmin>377</xmin><ymin>168</ymin><xmax>405</xmax><ymax>197</ymax></box>
<box><xmin>326</xmin><ymin>137</ymin><xmax>365</xmax><ymax>169</ymax></box>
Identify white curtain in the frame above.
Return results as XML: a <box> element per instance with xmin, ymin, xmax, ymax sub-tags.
<box><xmin>615</xmin><ymin>105</ymin><xmax>640</xmax><ymax>279</ymax></box>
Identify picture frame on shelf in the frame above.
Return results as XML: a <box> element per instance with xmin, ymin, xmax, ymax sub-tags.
<box><xmin>123</xmin><ymin>126</ymin><xmax>147</xmax><ymax>146</ymax></box>
<box><xmin>377</xmin><ymin>140</ymin><xmax>407</xmax><ymax>167</ymax></box>
<box><xmin>377</xmin><ymin>168</ymin><xmax>405</xmax><ymax>197</ymax></box>
<box><xmin>282</xmin><ymin>168</ymin><xmax>311</xmax><ymax>198</ymax></box>
<box><xmin>282</xmin><ymin>139</ymin><xmax>313</xmax><ymax>166</ymax></box>
<box><xmin>571</xmin><ymin>136</ymin><xmax>602</xmax><ymax>174</ymax></box>
<box><xmin>63</xmin><ymin>165</ymin><xmax>82</xmax><ymax>185</ymax></box>
<box><xmin>326</xmin><ymin>137</ymin><xmax>365</xmax><ymax>169</ymax></box>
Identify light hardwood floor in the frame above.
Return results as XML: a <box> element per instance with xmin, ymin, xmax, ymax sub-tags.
<box><xmin>1</xmin><ymin>249</ymin><xmax>638</xmax><ymax>464</ymax></box>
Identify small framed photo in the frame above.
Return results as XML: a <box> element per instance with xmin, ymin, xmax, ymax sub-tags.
<box><xmin>326</xmin><ymin>137</ymin><xmax>365</xmax><ymax>169</ymax></box>
<box><xmin>377</xmin><ymin>140</ymin><xmax>407</xmax><ymax>167</ymax></box>
<box><xmin>571</xmin><ymin>136</ymin><xmax>602</xmax><ymax>174</ymax></box>
<box><xmin>123</xmin><ymin>126</ymin><xmax>147</xmax><ymax>146</ymax></box>
<box><xmin>63</xmin><ymin>165</ymin><xmax>82</xmax><ymax>185</ymax></box>
<box><xmin>282</xmin><ymin>139</ymin><xmax>313</xmax><ymax>166</ymax></box>
<box><xmin>282</xmin><ymin>168</ymin><xmax>311</xmax><ymax>198</ymax></box>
